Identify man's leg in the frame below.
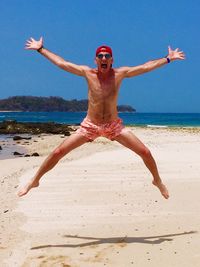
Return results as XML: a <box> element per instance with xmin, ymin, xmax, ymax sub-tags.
<box><xmin>18</xmin><ymin>133</ymin><xmax>89</xmax><ymax>197</ymax></box>
<box><xmin>114</xmin><ymin>129</ymin><xmax>169</xmax><ymax>199</ymax></box>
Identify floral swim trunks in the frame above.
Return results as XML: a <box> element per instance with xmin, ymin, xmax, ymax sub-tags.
<box><xmin>76</xmin><ymin>117</ymin><xmax>125</xmax><ymax>141</ymax></box>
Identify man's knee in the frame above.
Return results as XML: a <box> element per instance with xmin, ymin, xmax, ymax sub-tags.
<box><xmin>139</xmin><ymin>146</ymin><xmax>152</xmax><ymax>159</ymax></box>
<box><xmin>52</xmin><ymin>147</ymin><xmax>66</xmax><ymax>159</ymax></box>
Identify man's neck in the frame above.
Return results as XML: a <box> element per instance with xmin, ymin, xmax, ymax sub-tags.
<box><xmin>97</xmin><ymin>68</ymin><xmax>114</xmax><ymax>79</ymax></box>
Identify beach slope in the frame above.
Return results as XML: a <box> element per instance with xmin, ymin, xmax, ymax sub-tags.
<box><xmin>1</xmin><ymin>128</ymin><xmax>200</xmax><ymax>267</ymax></box>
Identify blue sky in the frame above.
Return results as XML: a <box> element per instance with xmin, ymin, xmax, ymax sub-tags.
<box><xmin>0</xmin><ymin>0</ymin><xmax>199</xmax><ymax>112</ymax></box>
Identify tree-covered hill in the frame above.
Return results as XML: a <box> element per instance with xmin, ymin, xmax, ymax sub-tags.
<box><xmin>0</xmin><ymin>96</ymin><xmax>136</xmax><ymax>112</ymax></box>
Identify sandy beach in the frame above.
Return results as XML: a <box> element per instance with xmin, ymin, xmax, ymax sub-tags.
<box><xmin>1</xmin><ymin>127</ymin><xmax>200</xmax><ymax>267</ymax></box>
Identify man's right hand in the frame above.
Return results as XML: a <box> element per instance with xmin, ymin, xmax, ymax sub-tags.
<box><xmin>25</xmin><ymin>37</ymin><xmax>43</xmax><ymax>51</ymax></box>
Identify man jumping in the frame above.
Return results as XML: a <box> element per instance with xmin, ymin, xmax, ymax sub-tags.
<box><xmin>18</xmin><ymin>37</ymin><xmax>185</xmax><ymax>198</ymax></box>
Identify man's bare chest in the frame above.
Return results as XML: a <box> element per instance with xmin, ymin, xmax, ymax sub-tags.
<box><xmin>90</xmin><ymin>83</ymin><xmax>117</xmax><ymax>100</ymax></box>
<box><xmin>87</xmin><ymin>75</ymin><xmax>119</xmax><ymax>98</ymax></box>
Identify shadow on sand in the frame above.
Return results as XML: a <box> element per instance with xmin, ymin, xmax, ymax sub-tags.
<box><xmin>31</xmin><ymin>231</ymin><xmax>197</xmax><ymax>250</ymax></box>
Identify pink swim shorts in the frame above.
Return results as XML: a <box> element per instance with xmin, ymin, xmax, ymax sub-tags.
<box><xmin>77</xmin><ymin>117</ymin><xmax>125</xmax><ymax>141</ymax></box>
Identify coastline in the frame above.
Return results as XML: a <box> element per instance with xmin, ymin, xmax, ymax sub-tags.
<box><xmin>1</xmin><ymin>124</ymin><xmax>200</xmax><ymax>161</ymax></box>
<box><xmin>1</xmin><ymin>111</ymin><xmax>200</xmax><ymax>128</ymax></box>
<box><xmin>1</xmin><ymin>126</ymin><xmax>200</xmax><ymax>266</ymax></box>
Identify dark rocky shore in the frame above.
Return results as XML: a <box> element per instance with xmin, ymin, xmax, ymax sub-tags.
<box><xmin>0</xmin><ymin>120</ymin><xmax>77</xmax><ymax>135</ymax></box>
<box><xmin>0</xmin><ymin>120</ymin><xmax>77</xmax><ymax>159</ymax></box>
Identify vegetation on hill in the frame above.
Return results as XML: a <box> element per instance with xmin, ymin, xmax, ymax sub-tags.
<box><xmin>0</xmin><ymin>96</ymin><xmax>136</xmax><ymax>112</ymax></box>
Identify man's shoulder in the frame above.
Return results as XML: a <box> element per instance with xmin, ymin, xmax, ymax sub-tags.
<box><xmin>80</xmin><ymin>66</ymin><xmax>96</xmax><ymax>76</ymax></box>
<box><xmin>84</xmin><ymin>67</ymin><xmax>98</xmax><ymax>75</ymax></box>
<box><xmin>114</xmin><ymin>66</ymin><xmax>130</xmax><ymax>73</ymax></box>
<box><xmin>113</xmin><ymin>67</ymin><xmax>130</xmax><ymax>78</ymax></box>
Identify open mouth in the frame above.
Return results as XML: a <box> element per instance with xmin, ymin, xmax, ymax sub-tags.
<box><xmin>101</xmin><ymin>63</ymin><xmax>108</xmax><ymax>69</ymax></box>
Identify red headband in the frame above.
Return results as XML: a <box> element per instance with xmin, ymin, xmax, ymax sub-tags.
<box><xmin>96</xmin><ymin>45</ymin><xmax>113</xmax><ymax>57</ymax></box>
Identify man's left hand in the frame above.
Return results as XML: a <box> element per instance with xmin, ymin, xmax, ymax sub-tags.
<box><xmin>167</xmin><ymin>46</ymin><xmax>185</xmax><ymax>61</ymax></box>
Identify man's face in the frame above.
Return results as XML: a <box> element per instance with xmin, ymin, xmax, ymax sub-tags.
<box><xmin>95</xmin><ymin>52</ymin><xmax>113</xmax><ymax>73</ymax></box>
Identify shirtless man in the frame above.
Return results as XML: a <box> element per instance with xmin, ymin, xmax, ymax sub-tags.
<box><xmin>18</xmin><ymin>37</ymin><xmax>185</xmax><ymax>198</ymax></box>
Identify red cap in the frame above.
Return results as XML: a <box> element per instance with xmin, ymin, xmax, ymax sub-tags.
<box><xmin>96</xmin><ymin>45</ymin><xmax>113</xmax><ymax>57</ymax></box>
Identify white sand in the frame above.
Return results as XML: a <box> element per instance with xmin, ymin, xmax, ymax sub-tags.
<box><xmin>1</xmin><ymin>127</ymin><xmax>200</xmax><ymax>267</ymax></box>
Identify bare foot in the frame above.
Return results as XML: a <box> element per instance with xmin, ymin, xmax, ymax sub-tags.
<box><xmin>17</xmin><ymin>179</ymin><xmax>39</xmax><ymax>197</ymax></box>
<box><xmin>152</xmin><ymin>180</ymin><xmax>169</xmax><ymax>199</ymax></box>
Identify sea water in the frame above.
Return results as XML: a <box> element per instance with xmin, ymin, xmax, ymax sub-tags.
<box><xmin>0</xmin><ymin>112</ymin><xmax>200</xmax><ymax>127</ymax></box>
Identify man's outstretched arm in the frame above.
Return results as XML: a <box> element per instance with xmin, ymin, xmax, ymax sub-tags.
<box><xmin>120</xmin><ymin>46</ymin><xmax>185</xmax><ymax>78</ymax></box>
<box><xmin>25</xmin><ymin>37</ymin><xmax>89</xmax><ymax>76</ymax></box>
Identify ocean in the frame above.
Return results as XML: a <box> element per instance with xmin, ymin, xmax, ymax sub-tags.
<box><xmin>0</xmin><ymin>111</ymin><xmax>200</xmax><ymax>127</ymax></box>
